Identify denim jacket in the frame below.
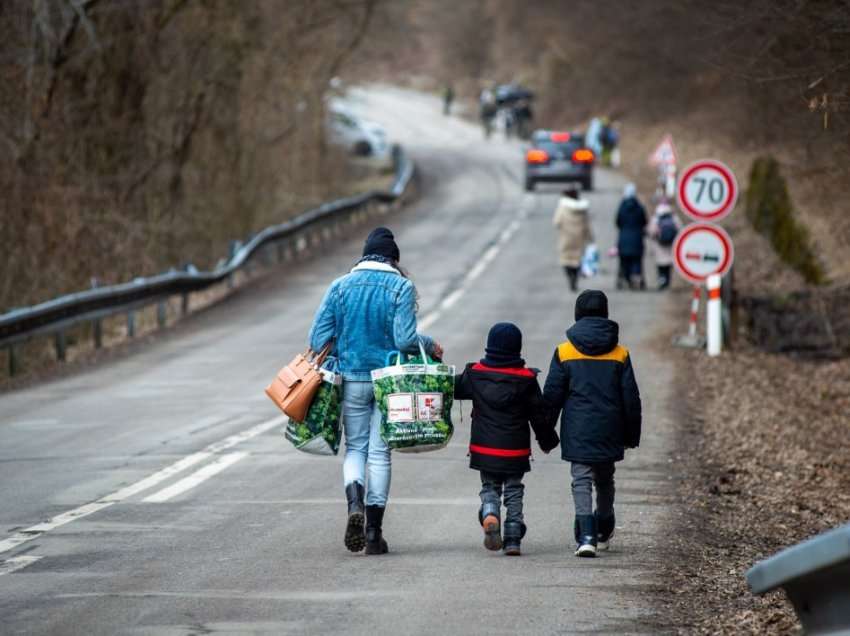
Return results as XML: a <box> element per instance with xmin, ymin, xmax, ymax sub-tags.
<box><xmin>308</xmin><ymin>261</ymin><xmax>435</xmax><ymax>381</ymax></box>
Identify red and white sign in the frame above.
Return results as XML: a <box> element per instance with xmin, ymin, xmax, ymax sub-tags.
<box><xmin>677</xmin><ymin>159</ymin><xmax>738</xmax><ymax>222</ymax></box>
<box><xmin>673</xmin><ymin>222</ymin><xmax>735</xmax><ymax>284</ymax></box>
<box><xmin>649</xmin><ymin>134</ymin><xmax>677</xmax><ymax>166</ymax></box>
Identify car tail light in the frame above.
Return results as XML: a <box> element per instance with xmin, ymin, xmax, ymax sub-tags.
<box><xmin>572</xmin><ymin>149</ymin><xmax>594</xmax><ymax>163</ymax></box>
<box><xmin>526</xmin><ymin>149</ymin><xmax>549</xmax><ymax>164</ymax></box>
<box><xmin>550</xmin><ymin>132</ymin><xmax>571</xmax><ymax>142</ymax></box>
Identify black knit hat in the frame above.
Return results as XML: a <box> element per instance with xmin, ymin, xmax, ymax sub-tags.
<box><xmin>482</xmin><ymin>322</ymin><xmax>525</xmax><ymax>368</ymax></box>
<box><xmin>363</xmin><ymin>227</ymin><xmax>400</xmax><ymax>262</ymax></box>
<box><xmin>575</xmin><ymin>290</ymin><xmax>609</xmax><ymax>321</ymax></box>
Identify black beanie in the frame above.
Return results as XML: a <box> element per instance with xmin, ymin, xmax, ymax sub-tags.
<box><xmin>482</xmin><ymin>322</ymin><xmax>525</xmax><ymax>367</ymax></box>
<box><xmin>575</xmin><ymin>290</ymin><xmax>609</xmax><ymax>321</ymax></box>
<box><xmin>363</xmin><ymin>227</ymin><xmax>400</xmax><ymax>262</ymax></box>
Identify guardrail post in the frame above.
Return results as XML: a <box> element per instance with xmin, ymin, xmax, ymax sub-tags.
<box><xmin>181</xmin><ymin>292</ymin><xmax>189</xmax><ymax>316</ymax></box>
<box><xmin>127</xmin><ymin>311</ymin><xmax>136</xmax><ymax>338</ymax></box>
<box><xmin>157</xmin><ymin>301</ymin><xmax>167</xmax><ymax>329</ymax></box>
<box><xmin>7</xmin><ymin>345</ymin><xmax>17</xmax><ymax>377</ymax></box>
<box><xmin>93</xmin><ymin>319</ymin><xmax>102</xmax><ymax>349</ymax></box>
<box><xmin>228</xmin><ymin>241</ymin><xmax>240</xmax><ymax>289</ymax></box>
<box><xmin>54</xmin><ymin>331</ymin><xmax>66</xmax><ymax>362</ymax></box>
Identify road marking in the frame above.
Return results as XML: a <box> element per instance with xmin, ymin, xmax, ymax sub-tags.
<box><xmin>102</xmin><ymin>453</ymin><xmax>213</xmax><ymax>502</ymax></box>
<box><xmin>142</xmin><ymin>452</ymin><xmax>248</xmax><ymax>503</ymax></box>
<box><xmin>0</xmin><ymin>417</ymin><xmax>283</xmax><ymax>557</ymax></box>
<box><xmin>0</xmin><ymin>555</ymin><xmax>42</xmax><ymax>576</ymax></box>
<box><xmin>418</xmin><ymin>193</ymin><xmax>535</xmax><ymax>331</ymax></box>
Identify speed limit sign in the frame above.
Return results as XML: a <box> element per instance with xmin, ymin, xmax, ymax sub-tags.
<box><xmin>677</xmin><ymin>159</ymin><xmax>738</xmax><ymax>222</ymax></box>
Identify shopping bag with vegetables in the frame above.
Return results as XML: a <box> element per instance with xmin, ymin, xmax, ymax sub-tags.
<box><xmin>284</xmin><ymin>358</ymin><xmax>342</xmax><ymax>456</ymax></box>
<box><xmin>371</xmin><ymin>340</ymin><xmax>455</xmax><ymax>452</ymax></box>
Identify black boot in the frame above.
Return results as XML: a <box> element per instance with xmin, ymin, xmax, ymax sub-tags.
<box><xmin>344</xmin><ymin>482</ymin><xmax>365</xmax><ymax>553</ymax></box>
<box><xmin>596</xmin><ymin>511</ymin><xmax>615</xmax><ymax>551</ymax></box>
<box><xmin>574</xmin><ymin>514</ymin><xmax>597</xmax><ymax>558</ymax></box>
<box><xmin>365</xmin><ymin>505</ymin><xmax>389</xmax><ymax>555</ymax></box>
<box><xmin>502</xmin><ymin>521</ymin><xmax>526</xmax><ymax>556</ymax></box>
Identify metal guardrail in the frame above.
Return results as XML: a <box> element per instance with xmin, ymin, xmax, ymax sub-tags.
<box><xmin>1</xmin><ymin>145</ymin><xmax>414</xmax><ymax>375</ymax></box>
<box><xmin>747</xmin><ymin>523</ymin><xmax>850</xmax><ymax>634</ymax></box>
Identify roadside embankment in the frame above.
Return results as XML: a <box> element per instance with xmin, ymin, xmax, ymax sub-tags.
<box><xmin>622</xmin><ymin>123</ymin><xmax>850</xmax><ymax>633</ymax></box>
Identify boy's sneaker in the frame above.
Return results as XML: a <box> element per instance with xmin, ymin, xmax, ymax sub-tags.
<box><xmin>482</xmin><ymin>514</ymin><xmax>502</xmax><ymax>551</ymax></box>
<box><xmin>574</xmin><ymin>514</ymin><xmax>597</xmax><ymax>558</ymax></box>
<box><xmin>596</xmin><ymin>512</ymin><xmax>615</xmax><ymax>551</ymax></box>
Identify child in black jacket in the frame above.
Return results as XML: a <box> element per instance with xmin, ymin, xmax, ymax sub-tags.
<box><xmin>455</xmin><ymin>322</ymin><xmax>559</xmax><ymax>556</ymax></box>
<box><xmin>543</xmin><ymin>290</ymin><xmax>642</xmax><ymax>558</ymax></box>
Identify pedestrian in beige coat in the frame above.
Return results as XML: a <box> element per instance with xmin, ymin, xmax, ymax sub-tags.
<box><xmin>553</xmin><ymin>188</ymin><xmax>594</xmax><ymax>291</ymax></box>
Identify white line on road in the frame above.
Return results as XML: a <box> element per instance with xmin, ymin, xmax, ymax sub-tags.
<box><xmin>418</xmin><ymin>193</ymin><xmax>535</xmax><ymax>332</ymax></box>
<box><xmin>142</xmin><ymin>452</ymin><xmax>248</xmax><ymax>503</ymax></box>
<box><xmin>0</xmin><ymin>417</ymin><xmax>284</xmax><ymax>557</ymax></box>
<box><xmin>0</xmin><ymin>555</ymin><xmax>42</xmax><ymax>577</ymax></box>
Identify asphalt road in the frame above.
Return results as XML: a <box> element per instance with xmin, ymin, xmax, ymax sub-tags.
<box><xmin>0</xmin><ymin>87</ymin><xmax>677</xmax><ymax>635</ymax></box>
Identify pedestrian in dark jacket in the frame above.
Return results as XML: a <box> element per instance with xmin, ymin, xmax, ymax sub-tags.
<box><xmin>455</xmin><ymin>322</ymin><xmax>559</xmax><ymax>556</ymax></box>
<box><xmin>542</xmin><ymin>290</ymin><xmax>642</xmax><ymax>558</ymax></box>
<box><xmin>616</xmin><ymin>183</ymin><xmax>648</xmax><ymax>290</ymax></box>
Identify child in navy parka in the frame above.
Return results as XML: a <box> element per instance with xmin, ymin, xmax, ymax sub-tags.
<box><xmin>543</xmin><ymin>290</ymin><xmax>642</xmax><ymax>557</ymax></box>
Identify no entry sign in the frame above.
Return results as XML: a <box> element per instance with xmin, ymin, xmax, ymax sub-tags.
<box><xmin>677</xmin><ymin>159</ymin><xmax>738</xmax><ymax>222</ymax></box>
<box><xmin>673</xmin><ymin>222</ymin><xmax>734</xmax><ymax>284</ymax></box>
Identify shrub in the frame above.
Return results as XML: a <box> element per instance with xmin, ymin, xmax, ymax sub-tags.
<box><xmin>745</xmin><ymin>157</ymin><xmax>825</xmax><ymax>284</ymax></box>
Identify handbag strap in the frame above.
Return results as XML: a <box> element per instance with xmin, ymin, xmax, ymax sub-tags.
<box><xmin>311</xmin><ymin>341</ymin><xmax>334</xmax><ymax>367</ymax></box>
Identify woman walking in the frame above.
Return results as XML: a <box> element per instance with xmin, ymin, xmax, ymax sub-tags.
<box><xmin>309</xmin><ymin>227</ymin><xmax>442</xmax><ymax>555</ymax></box>
<box><xmin>648</xmin><ymin>201</ymin><xmax>681</xmax><ymax>290</ymax></box>
<box><xmin>615</xmin><ymin>183</ymin><xmax>648</xmax><ymax>290</ymax></box>
<box><xmin>553</xmin><ymin>188</ymin><xmax>593</xmax><ymax>292</ymax></box>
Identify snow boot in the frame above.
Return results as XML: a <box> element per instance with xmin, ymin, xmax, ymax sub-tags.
<box><xmin>596</xmin><ymin>511</ymin><xmax>615</xmax><ymax>551</ymax></box>
<box><xmin>503</xmin><ymin>521</ymin><xmax>526</xmax><ymax>556</ymax></box>
<box><xmin>479</xmin><ymin>502</ymin><xmax>502</xmax><ymax>551</ymax></box>
<box><xmin>344</xmin><ymin>482</ymin><xmax>365</xmax><ymax>553</ymax></box>
<box><xmin>365</xmin><ymin>505</ymin><xmax>389</xmax><ymax>555</ymax></box>
<box><xmin>574</xmin><ymin>514</ymin><xmax>597</xmax><ymax>557</ymax></box>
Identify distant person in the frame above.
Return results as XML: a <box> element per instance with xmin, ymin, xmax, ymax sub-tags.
<box><xmin>615</xmin><ymin>183</ymin><xmax>648</xmax><ymax>290</ymax></box>
<box><xmin>553</xmin><ymin>188</ymin><xmax>594</xmax><ymax>292</ymax></box>
<box><xmin>648</xmin><ymin>201</ymin><xmax>681</xmax><ymax>290</ymax></box>
<box><xmin>543</xmin><ymin>290</ymin><xmax>642</xmax><ymax>558</ymax></box>
<box><xmin>443</xmin><ymin>84</ymin><xmax>455</xmax><ymax>116</ymax></box>
<box><xmin>479</xmin><ymin>89</ymin><xmax>497</xmax><ymax>139</ymax></box>
<box><xmin>513</xmin><ymin>99</ymin><xmax>534</xmax><ymax>140</ymax></box>
<box><xmin>454</xmin><ymin>323</ymin><xmax>559</xmax><ymax>556</ymax></box>
<box><xmin>599</xmin><ymin>118</ymin><xmax>619</xmax><ymax>166</ymax></box>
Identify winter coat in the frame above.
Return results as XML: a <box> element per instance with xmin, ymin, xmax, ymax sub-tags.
<box><xmin>309</xmin><ymin>261</ymin><xmax>434</xmax><ymax>381</ymax></box>
<box><xmin>542</xmin><ymin>317</ymin><xmax>642</xmax><ymax>463</ymax></box>
<box><xmin>648</xmin><ymin>211</ymin><xmax>682</xmax><ymax>266</ymax></box>
<box><xmin>616</xmin><ymin>197</ymin><xmax>648</xmax><ymax>257</ymax></box>
<box><xmin>455</xmin><ymin>363</ymin><xmax>560</xmax><ymax>475</ymax></box>
<box><xmin>553</xmin><ymin>196</ymin><xmax>594</xmax><ymax>267</ymax></box>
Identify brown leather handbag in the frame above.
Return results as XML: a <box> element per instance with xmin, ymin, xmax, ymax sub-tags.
<box><xmin>265</xmin><ymin>343</ymin><xmax>333</xmax><ymax>422</ymax></box>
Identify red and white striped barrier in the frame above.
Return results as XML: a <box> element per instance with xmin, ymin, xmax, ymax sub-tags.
<box><xmin>688</xmin><ymin>285</ymin><xmax>701</xmax><ymax>339</ymax></box>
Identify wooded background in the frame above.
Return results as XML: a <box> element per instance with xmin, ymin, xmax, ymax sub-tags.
<box><xmin>0</xmin><ymin>0</ymin><xmax>376</xmax><ymax>312</ymax></box>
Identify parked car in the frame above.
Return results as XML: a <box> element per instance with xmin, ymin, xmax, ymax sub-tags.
<box><xmin>327</xmin><ymin>101</ymin><xmax>389</xmax><ymax>159</ymax></box>
<box><xmin>523</xmin><ymin>130</ymin><xmax>595</xmax><ymax>192</ymax></box>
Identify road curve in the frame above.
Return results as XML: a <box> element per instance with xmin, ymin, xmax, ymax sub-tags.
<box><xmin>0</xmin><ymin>87</ymin><xmax>677</xmax><ymax>635</ymax></box>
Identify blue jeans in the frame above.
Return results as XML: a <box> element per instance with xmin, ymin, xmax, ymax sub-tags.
<box><xmin>342</xmin><ymin>381</ymin><xmax>391</xmax><ymax>506</ymax></box>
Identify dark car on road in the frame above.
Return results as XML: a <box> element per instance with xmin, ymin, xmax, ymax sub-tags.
<box><xmin>524</xmin><ymin>130</ymin><xmax>595</xmax><ymax>192</ymax></box>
